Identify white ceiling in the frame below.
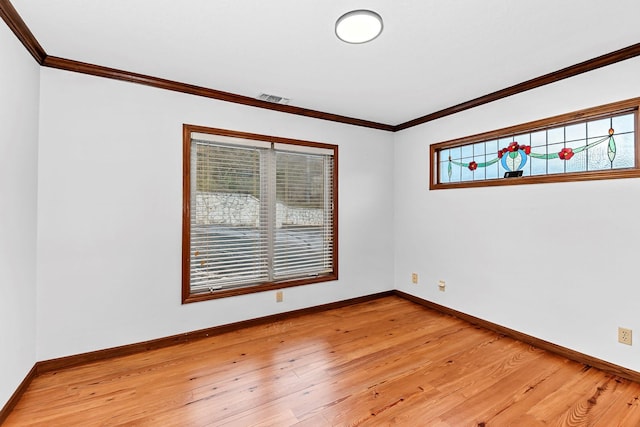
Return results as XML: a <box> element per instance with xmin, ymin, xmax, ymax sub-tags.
<box><xmin>11</xmin><ymin>0</ymin><xmax>640</xmax><ymax>126</ymax></box>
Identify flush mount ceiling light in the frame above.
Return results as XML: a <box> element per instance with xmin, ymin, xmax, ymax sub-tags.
<box><xmin>335</xmin><ymin>9</ymin><xmax>383</xmax><ymax>44</ymax></box>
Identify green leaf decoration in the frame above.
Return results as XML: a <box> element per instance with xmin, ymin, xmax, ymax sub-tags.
<box><xmin>573</xmin><ymin>135</ymin><xmax>609</xmax><ymax>154</ymax></box>
<box><xmin>608</xmin><ymin>136</ymin><xmax>616</xmax><ymax>163</ymax></box>
<box><xmin>571</xmin><ymin>145</ymin><xmax>587</xmax><ymax>154</ymax></box>
<box><xmin>477</xmin><ymin>158</ymin><xmax>500</xmax><ymax>168</ymax></box>
<box><xmin>530</xmin><ymin>152</ymin><xmax>559</xmax><ymax>159</ymax></box>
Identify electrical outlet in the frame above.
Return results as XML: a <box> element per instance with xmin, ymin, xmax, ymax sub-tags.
<box><xmin>438</xmin><ymin>280</ymin><xmax>446</xmax><ymax>292</ymax></box>
<box><xmin>618</xmin><ymin>327</ymin><xmax>632</xmax><ymax>345</ymax></box>
<box><xmin>411</xmin><ymin>273</ymin><xmax>418</xmax><ymax>284</ymax></box>
<box><xmin>276</xmin><ymin>291</ymin><xmax>283</xmax><ymax>303</ymax></box>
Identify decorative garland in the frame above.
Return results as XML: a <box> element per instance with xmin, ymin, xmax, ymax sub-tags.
<box><xmin>448</xmin><ymin>128</ymin><xmax>616</xmax><ymax>178</ymax></box>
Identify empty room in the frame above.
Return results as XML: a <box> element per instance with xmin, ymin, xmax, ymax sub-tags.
<box><xmin>2</xmin><ymin>0</ymin><xmax>640</xmax><ymax>425</ymax></box>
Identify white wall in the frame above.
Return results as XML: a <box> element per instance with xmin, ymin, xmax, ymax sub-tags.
<box><xmin>0</xmin><ymin>26</ymin><xmax>40</xmax><ymax>408</ymax></box>
<box><xmin>394</xmin><ymin>56</ymin><xmax>640</xmax><ymax>371</ymax></box>
<box><xmin>36</xmin><ymin>68</ymin><xmax>395</xmax><ymax>360</ymax></box>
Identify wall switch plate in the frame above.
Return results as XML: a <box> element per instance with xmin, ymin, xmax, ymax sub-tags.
<box><xmin>411</xmin><ymin>273</ymin><xmax>418</xmax><ymax>284</ymax></box>
<box><xmin>618</xmin><ymin>327</ymin><xmax>632</xmax><ymax>345</ymax></box>
<box><xmin>276</xmin><ymin>291</ymin><xmax>283</xmax><ymax>302</ymax></box>
<box><xmin>438</xmin><ymin>280</ymin><xmax>446</xmax><ymax>292</ymax></box>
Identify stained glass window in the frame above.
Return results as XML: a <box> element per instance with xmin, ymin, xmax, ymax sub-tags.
<box><xmin>431</xmin><ymin>98</ymin><xmax>640</xmax><ymax>189</ymax></box>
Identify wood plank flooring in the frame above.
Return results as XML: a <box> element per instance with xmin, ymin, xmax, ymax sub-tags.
<box><xmin>5</xmin><ymin>296</ymin><xmax>640</xmax><ymax>426</ymax></box>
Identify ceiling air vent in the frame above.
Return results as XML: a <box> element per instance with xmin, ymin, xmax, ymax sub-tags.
<box><xmin>257</xmin><ymin>93</ymin><xmax>290</xmax><ymax>105</ymax></box>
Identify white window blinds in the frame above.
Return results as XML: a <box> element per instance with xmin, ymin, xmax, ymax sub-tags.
<box><xmin>188</xmin><ymin>131</ymin><xmax>336</xmax><ymax>295</ymax></box>
<box><xmin>273</xmin><ymin>150</ymin><xmax>334</xmax><ymax>280</ymax></box>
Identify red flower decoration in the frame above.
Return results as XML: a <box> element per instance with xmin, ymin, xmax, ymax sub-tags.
<box><xmin>499</xmin><ymin>144</ymin><xmax>531</xmax><ymax>158</ymax></box>
<box><xmin>468</xmin><ymin>161</ymin><xmax>478</xmax><ymax>171</ymax></box>
<box><xmin>558</xmin><ymin>147</ymin><xmax>574</xmax><ymax>160</ymax></box>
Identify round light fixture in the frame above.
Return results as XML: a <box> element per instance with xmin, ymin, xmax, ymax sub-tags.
<box><xmin>335</xmin><ymin>9</ymin><xmax>383</xmax><ymax>44</ymax></box>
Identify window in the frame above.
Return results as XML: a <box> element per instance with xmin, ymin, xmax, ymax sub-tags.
<box><xmin>431</xmin><ymin>98</ymin><xmax>640</xmax><ymax>189</ymax></box>
<box><xmin>182</xmin><ymin>125</ymin><xmax>338</xmax><ymax>303</ymax></box>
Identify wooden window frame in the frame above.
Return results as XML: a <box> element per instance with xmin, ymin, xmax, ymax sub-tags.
<box><xmin>182</xmin><ymin>124</ymin><xmax>339</xmax><ymax>304</ymax></box>
<box><xmin>430</xmin><ymin>98</ymin><xmax>640</xmax><ymax>190</ymax></box>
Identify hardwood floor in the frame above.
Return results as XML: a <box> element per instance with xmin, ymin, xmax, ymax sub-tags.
<box><xmin>5</xmin><ymin>296</ymin><xmax>640</xmax><ymax>426</ymax></box>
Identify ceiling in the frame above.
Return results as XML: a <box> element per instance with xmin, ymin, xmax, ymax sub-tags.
<box><xmin>8</xmin><ymin>0</ymin><xmax>640</xmax><ymax>127</ymax></box>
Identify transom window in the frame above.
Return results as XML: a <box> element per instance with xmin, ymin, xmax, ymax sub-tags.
<box><xmin>182</xmin><ymin>125</ymin><xmax>338</xmax><ymax>303</ymax></box>
<box><xmin>431</xmin><ymin>98</ymin><xmax>640</xmax><ymax>189</ymax></box>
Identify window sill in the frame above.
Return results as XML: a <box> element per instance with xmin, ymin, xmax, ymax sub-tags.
<box><xmin>430</xmin><ymin>168</ymin><xmax>640</xmax><ymax>190</ymax></box>
<box><xmin>182</xmin><ymin>273</ymin><xmax>339</xmax><ymax>304</ymax></box>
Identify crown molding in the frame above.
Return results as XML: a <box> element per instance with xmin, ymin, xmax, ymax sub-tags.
<box><xmin>395</xmin><ymin>41</ymin><xmax>640</xmax><ymax>131</ymax></box>
<box><xmin>0</xmin><ymin>0</ymin><xmax>45</xmax><ymax>64</ymax></box>
<box><xmin>2</xmin><ymin>0</ymin><xmax>640</xmax><ymax>132</ymax></box>
<box><xmin>0</xmin><ymin>0</ymin><xmax>393</xmax><ymax>132</ymax></box>
<box><xmin>42</xmin><ymin>56</ymin><xmax>394</xmax><ymax>131</ymax></box>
